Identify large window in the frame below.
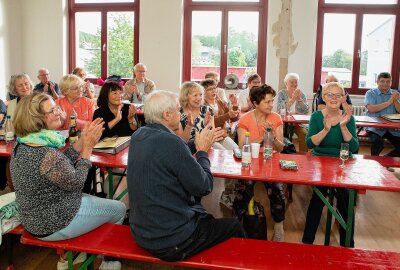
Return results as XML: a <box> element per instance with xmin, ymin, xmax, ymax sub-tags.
<box><xmin>68</xmin><ymin>0</ymin><xmax>139</xmax><ymax>79</ymax></box>
<box><xmin>183</xmin><ymin>0</ymin><xmax>267</xmax><ymax>87</ymax></box>
<box><xmin>314</xmin><ymin>0</ymin><xmax>400</xmax><ymax>94</ymax></box>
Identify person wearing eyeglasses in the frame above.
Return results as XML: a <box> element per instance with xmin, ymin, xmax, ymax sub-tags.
<box><xmin>10</xmin><ymin>92</ymin><xmax>126</xmax><ymax>270</ymax></box>
<box><xmin>34</xmin><ymin>68</ymin><xmax>61</xmax><ymax>100</ymax></box>
<box><xmin>56</xmin><ymin>74</ymin><xmax>96</xmax><ymax>131</ymax></box>
<box><xmin>204</xmin><ymin>71</ymin><xmax>228</xmax><ymax>103</ymax></box>
<box><xmin>72</xmin><ymin>67</ymin><xmax>95</xmax><ymax>99</ymax></box>
<box><xmin>93</xmin><ymin>82</ymin><xmax>138</xmax><ymax>139</ymax></box>
<box><xmin>316</xmin><ymin>74</ymin><xmax>352</xmax><ymax>111</ymax></box>
<box><xmin>276</xmin><ymin>73</ymin><xmax>309</xmax><ymax>152</ymax></box>
<box><xmin>123</xmin><ymin>63</ymin><xmax>156</xmax><ymax>104</ymax></box>
<box><xmin>302</xmin><ymin>82</ymin><xmax>358</xmax><ymax>247</ymax></box>
<box><xmin>6</xmin><ymin>73</ymin><xmax>34</xmax><ymax>121</ymax></box>
<box><xmin>238</xmin><ymin>74</ymin><xmax>262</xmax><ymax>113</ymax></box>
<box><xmin>364</xmin><ymin>72</ymin><xmax>400</xmax><ymax>157</ymax></box>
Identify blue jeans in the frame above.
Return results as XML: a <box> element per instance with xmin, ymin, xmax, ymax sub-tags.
<box><xmin>40</xmin><ymin>194</ymin><xmax>126</xmax><ymax>241</ymax></box>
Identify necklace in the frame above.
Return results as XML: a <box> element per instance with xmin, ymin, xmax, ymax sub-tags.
<box><xmin>253</xmin><ymin>110</ymin><xmax>266</xmax><ymax>138</ymax></box>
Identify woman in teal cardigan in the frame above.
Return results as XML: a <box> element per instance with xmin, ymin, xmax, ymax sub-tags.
<box><xmin>302</xmin><ymin>82</ymin><xmax>359</xmax><ymax>247</ymax></box>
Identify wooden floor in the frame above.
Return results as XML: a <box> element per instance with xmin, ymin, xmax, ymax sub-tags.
<box><xmin>1</xmin><ymin>143</ymin><xmax>399</xmax><ymax>269</ymax></box>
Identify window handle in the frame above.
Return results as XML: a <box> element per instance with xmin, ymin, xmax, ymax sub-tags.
<box><xmin>103</xmin><ymin>43</ymin><xmax>106</xmax><ymax>52</ymax></box>
<box><xmin>357</xmin><ymin>49</ymin><xmax>361</xmax><ymax>58</ymax></box>
<box><xmin>224</xmin><ymin>44</ymin><xmax>227</xmax><ymax>54</ymax></box>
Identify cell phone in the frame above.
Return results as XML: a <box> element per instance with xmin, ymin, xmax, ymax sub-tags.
<box><xmin>233</xmin><ymin>148</ymin><xmax>242</xmax><ymax>159</ymax></box>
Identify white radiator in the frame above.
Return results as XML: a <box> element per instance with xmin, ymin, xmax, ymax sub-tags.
<box><xmin>352</xmin><ymin>105</ymin><xmax>366</xmax><ymax>116</ymax></box>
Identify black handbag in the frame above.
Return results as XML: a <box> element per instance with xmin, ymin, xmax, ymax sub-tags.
<box><xmin>92</xmin><ymin>181</ymin><xmax>107</xmax><ymax>198</ymax></box>
<box><xmin>242</xmin><ymin>200</ymin><xmax>267</xmax><ymax>240</ymax></box>
<box><xmin>281</xmin><ymin>137</ymin><xmax>297</xmax><ymax>154</ymax></box>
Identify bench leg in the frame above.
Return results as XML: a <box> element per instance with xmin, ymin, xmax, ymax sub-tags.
<box><xmin>345</xmin><ymin>189</ymin><xmax>356</xmax><ymax>247</ymax></box>
<box><xmin>324</xmin><ymin>189</ymin><xmax>334</xmax><ymax>246</ymax></box>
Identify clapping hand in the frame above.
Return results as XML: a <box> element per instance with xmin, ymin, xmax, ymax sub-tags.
<box><xmin>293</xmin><ymin>88</ymin><xmax>302</xmax><ymax>101</ymax></box>
<box><xmin>340</xmin><ymin>109</ymin><xmax>352</xmax><ymax>126</ymax></box>
<box><xmin>128</xmin><ymin>104</ymin><xmax>137</xmax><ymax>119</ymax></box>
<box><xmin>194</xmin><ymin>123</ymin><xmax>216</xmax><ymax>152</ymax></box>
<box><xmin>229</xmin><ymin>94</ymin><xmax>238</xmax><ymax>106</ymax></box>
<box><xmin>81</xmin><ymin>118</ymin><xmax>105</xmax><ymax>149</ymax></box>
<box><xmin>391</xmin><ymin>91</ymin><xmax>399</xmax><ymax>103</ymax></box>
<box><xmin>113</xmin><ymin>104</ymin><xmax>124</xmax><ymax>122</ymax></box>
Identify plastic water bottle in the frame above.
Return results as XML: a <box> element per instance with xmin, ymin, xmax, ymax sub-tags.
<box><xmin>4</xmin><ymin>115</ymin><xmax>14</xmax><ymax>143</ymax></box>
<box><xmin>263</xmin><ymin>127</ymin><xmax>273</xmax><ymax>159</ymax></box>
<box><xmin>242</xmin><ymin>132</ymin><xmax>251</xmax><ymax>168</ymax></box>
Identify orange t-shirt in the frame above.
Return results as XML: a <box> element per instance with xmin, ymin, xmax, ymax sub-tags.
<box><xmin>56</xmin><ymin>97</ymin><xmax>95</xmax><ymax>130</ymax></box>
<box><xmin>237</xmin><ymin>110</ymin><xmax>283</xmax><ymax>142</ymax></box>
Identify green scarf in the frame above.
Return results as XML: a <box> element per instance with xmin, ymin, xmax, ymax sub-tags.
<box><xmin>17</xmin><ymin>129</ymin><xmax>66</xmax><ymax>148</ymax></box>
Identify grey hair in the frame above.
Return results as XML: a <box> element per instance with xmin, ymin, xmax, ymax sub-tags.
<box><xmin>179</xmin><ymin>81</ymin><xmax>204</xmax><ymax>108</ymax></box>
<box><xmin>144</xmin><ymin>90</ymin><xmax>179</xmax><ymax>124</ymax></box>
<box><xmin>325</xmin><ymin>73</ymin><xmax>339</xmax><ymax>83</ymax></box>
<box><xmin>322</xmin><ymin>82</ymin><xmax>345</xmax><ymax>96</ymax></box>
<box><xmin>8</xmin><ymin>73</ymin><xmax>34</xmax><ymax>96</ymax></box>
<box><xmin>284</xmin><ymin>73</ymin><xmax>300</xmax><ymax>84</ymax></box>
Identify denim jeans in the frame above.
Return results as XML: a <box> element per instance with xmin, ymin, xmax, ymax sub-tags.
<box><xmin>302</xmin><ymin>186</ymin><xmax>354</xmax><ymax>247</ymax></box>
<box><xmin>40</xmin><ymin>194</ymin><xmax>126</xmax><ymax>241</ymax></box>
<box><xmin>148</xmin><ymin>214</ymin><xmax>246</xmax><ymax>262</ymax></box>
<box><xmin>368</xmin><ymin>130</ymin><xmax>400</xmax><ymax>157</ymax></box>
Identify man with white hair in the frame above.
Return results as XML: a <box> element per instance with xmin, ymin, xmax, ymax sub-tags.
<box><xmin>127</xmin><ymin>90</ymin><xmax>245</xmax><ymax>262</ymax></box>
<box><xmin>34</xmin><ymin>68</ymin><xmax>60</xmax><ymax>100</ymax></box>
<box><xmin>123</xmin><ymin>63</ymin><xmax>156</xmax><ymax>103</ymax></box>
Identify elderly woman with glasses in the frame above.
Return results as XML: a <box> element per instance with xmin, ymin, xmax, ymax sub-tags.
<box><xmin>93</xmin><ymin>82</ymin><xmax>138</xmax><ymax>139</ymax></box>
<box><xmin>6</xmin><ymin>73</ymin><xmax>34</xmax><ymax>120</ymax></box>
<box><xmin>276</xmin><ymin>73</ymin><xmax>309</xmax><ymax>152</ymax></box>
<box><xmin>236</xmin><ymin>84</ymin><xmax>286</xmax><ymax>242</ymax></box>
<box><xmin>10</xmin><ymin>92</ymin><xmax>126</xmax><ymax>269</ymax></box>
<box><xmin>302</xmin><ymin>82</ymin><xmax>358</xmax><ymax>247</ymax></box>
<box><xmin>72</xmin><ymin>67</ymin><xmax>95</xmax><ymax>99</ymax></box>
<box><xmin>56</xmin><ymin>74</ymin><xmax>96</xmax><ymax>131</ymax></box>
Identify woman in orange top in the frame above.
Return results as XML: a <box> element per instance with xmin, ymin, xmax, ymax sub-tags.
<box><xmin>56</xmin><ymin>74</ymin><xmax>96</xmax><ymax>130</ymax></box>
<box><xmin>236</xmin><ymin>84</ymin><xmax>286</xmax><ymax>242</ymax></box>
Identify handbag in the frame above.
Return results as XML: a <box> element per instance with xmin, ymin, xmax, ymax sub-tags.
<box><xmin>281</xmin><ymin>137</ymin><xmax>297</xmax><ymax>154</ymax></box>
<box><xmin>242</xmin><ymin>200</ymin><xmax>267</xmax><ymax>240</ymax></box>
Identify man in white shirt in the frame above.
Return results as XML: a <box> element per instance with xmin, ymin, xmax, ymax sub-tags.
<box><xmin>238</xmin><ymin>74</ymin><xmax>261</xmax><ymax>112</ymax></box>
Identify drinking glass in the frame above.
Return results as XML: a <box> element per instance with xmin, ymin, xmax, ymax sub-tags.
<box><xmin>339</xmin><ymin>143</ymin><xmax>349</xmax><ymax>168</ymax></box>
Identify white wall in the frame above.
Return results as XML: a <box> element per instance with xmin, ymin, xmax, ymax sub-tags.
<box><xmin>1</xmin><ymin>0</ymin><xmax>319</xmax><ymax>100</ymax></box>
<box><xmin>139</xmin><ymin>0</ymin><xmax>183</xmax><ymax>93</ymax></box>
<box><xmin>0</xmin><ymin>0</ymin><xmax>23</xmax><ymax>100</ymax></box>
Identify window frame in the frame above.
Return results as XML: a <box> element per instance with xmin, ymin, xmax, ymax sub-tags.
<box><xmin>182</xmin><ymin>0</ymin><xmax>268</xmax><ymax>87</ymax></box>
<box><xmin>68</xmin><ymin>0</ymin><xmax>140</xmax><ymax>80</ymax></box>
<box><xmin>314</xmin><ymin>0</ymin><xmax>400</xmax><ymax>94</ymax></box>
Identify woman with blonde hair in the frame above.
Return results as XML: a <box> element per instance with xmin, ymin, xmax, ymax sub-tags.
<box><xmin>56</xmin><ymin>74</ymin><xmax>96</xmax><ymax>130</ymax></box>
<box><xmin>72</xmin><ymin>67</ymin><xmax>95</xmax><ymax>99</ymax></box>
<box><xmin>11</xmin><ymin>92</ymin><xmax>126</xmax><ymax>270</ymax></box>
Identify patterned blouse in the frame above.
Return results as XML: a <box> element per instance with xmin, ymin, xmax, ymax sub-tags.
<box><xmin>180</xmin><ymin>105</ymin><xmax>214</xmax><ymax>140</ymax></box>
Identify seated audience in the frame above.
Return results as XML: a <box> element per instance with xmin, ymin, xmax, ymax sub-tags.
<box><xmin>237</xmin><ymin>84</ymin><xmax>286</xmax><ymax>241</ymax></box>
<box><xmin>127</xmin><ymin>90</ymin><xmax>245</xmax><ymax>262</ymax></box>
<box><xmin>276</xmin><ymin>73</ymin><xmax>309</xmax><ymax>152</ymax></box>
<box><xmin>238</xmin><ymin>74</ymin><xmax>262</xmax><ymax>112</ymax></box>
<box><xmin>317</xmin><ymin>74</ymin><xmax>352</xmax><ymax>111</ymax></box>
<box><xmin>0</xmin><ymin>98</ymin><xmax>6</xmax><ymax>128</ymax></box>
<box><xmin>123</xmin><ymin>63</ymin><xmax>156</xmax><ymax>103</ymax></box>
<box><xmin>201</xmin><ymin>79</ymin><xmax>239</xmax><ymax>150</ymax></box>
<box><xmin>204</xmin><ymin>71</ymin><xmax>228</xmax><ymax>103</ymax></box>
<box><xmin>56</xmin><ymin>74</ymin><xmax>96</xmax><ymax>130</ymax></box>
<box><xmin>364</xmin><ymin>72</ymin><xmax>400</xmax><ymax>157</ymax></box>
<box><xmin>93</xmin><ymin>82</ymin><xmax>138</xmax><ymax>139</ymax></box>
<box><xmin>10</xmin><ymin>92</ymin><xmax>126</xmax><ymax>270</ymax></box>
<box><xmin>34</xmin><ymin>68</ymin><xmax>61</xmax><ymax>100</ymax></box>
<box><xmin>302</xmin><ymin>82</ymin><xmax>358</xmax><ymax>247</ymax></box>
<box><xmin>7</xmin><ymin>73</ymin><xmax>34</xmax><ymax>120</ymax></box>
<box><xmin>72</xmin><ymin>67</ymin><xmax>95</xmax><ymax>99</ymax></box>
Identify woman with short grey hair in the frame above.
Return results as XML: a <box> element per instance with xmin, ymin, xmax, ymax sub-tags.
<box><xmin>6</xmin><ymin>73</ymin><xmax>34</xmax><ymax>120</ymax></box>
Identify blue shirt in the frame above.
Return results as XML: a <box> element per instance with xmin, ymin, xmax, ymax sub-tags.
<box><xmin>34</xmin><ymin>81</ymin><xmax>61</xmax><ymax>96</ymax></box>
<box><xmin>364</xmin><ymin>88</ymin><xmax>400</xmax><ymax>137</ymax></box>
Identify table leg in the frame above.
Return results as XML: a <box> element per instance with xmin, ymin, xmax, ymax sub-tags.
<box><xmin>345</xmin><ymin>189</ymin><xmax>356</xmax><ymax>247</ymax></box>
<box><xmin>324</xmin><ymin>188</ymin><xmax>334</xmax><ymax>246</ymax></box>
<box><xmin>108</xmin><ymin>169</ymin><xmax>114</xmax><ymax>199</ymax></box>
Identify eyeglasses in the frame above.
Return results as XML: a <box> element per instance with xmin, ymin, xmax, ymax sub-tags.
<box><xmin>325</xmin><ymin>92</ymin><xmax>343</xmax><ymax>99</ymax></box>
<box><xmin>71</xmin><ymin>85</ymin><xmax>84</xmax><ymax>92</ymax></box>
<box><xmin>45</xmin><ymin>106</ymin><xmax>62</xmax><ymax>115</ymax></box>
<box><xmin>136</xmin><ymin>70</ymin><xmax>146</xmax><ymax>73</ymax></box>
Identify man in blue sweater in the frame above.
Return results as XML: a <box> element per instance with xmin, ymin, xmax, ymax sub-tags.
<box><xmin>127</xmin><ymin>90</ymin><xmax>245</xmax><ymax>262</ymax></box>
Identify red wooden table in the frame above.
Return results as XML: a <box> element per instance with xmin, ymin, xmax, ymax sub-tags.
<box><xmin>208</xmin><ymin>149</ymin><xmax>400</xmax><ymax>247</ymax></box>
<box><xmin>0</xmin><ymin>140</ymin><xmax>13</xmax><ymax>157</ymax></box>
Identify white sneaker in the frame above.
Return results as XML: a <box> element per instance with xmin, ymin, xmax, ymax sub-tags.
<box><xmin>272</xmin><ymin>222</ymin><xmax>285</xmax><ymax>242</ymax></box>
<box><xmin>57</xmin><ymin>252</ymin><xmax>87</xmax><ymax>270</ymax></box>
<box><xmin>99</xmin><ymin>260</ymin><xmax>122</xmax><ymax>270</ymax></box>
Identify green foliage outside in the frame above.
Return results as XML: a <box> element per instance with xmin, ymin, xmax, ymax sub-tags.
<box><xmin>322</xmin><ymin>49</ymin><xmax>368</xmax><ymax>75</ymax></box>
<box><xmin>79</xmin><ymin>13</ymin><xmax>134</xmax><ymax>78</ymax></box>
<box><xmin>192</xmin><ymin>27</ymin><xmax>258</xmax><ymax>68</ymax></box>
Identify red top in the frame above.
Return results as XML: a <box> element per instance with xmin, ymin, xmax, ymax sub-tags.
<box><xmin>237</xmin><ymin>111</ymin><xmax>283</xmax><ymax>141</ymax></box>
<box><xmin>56</xmin><ymin>97</ymin><xmax>96</xmax><ymax>130</ymax></box>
